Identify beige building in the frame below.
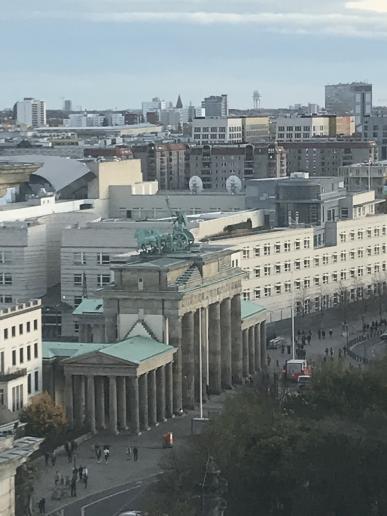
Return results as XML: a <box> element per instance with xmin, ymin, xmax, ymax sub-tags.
<box><xmin>275</xmin><ymin>116</ymin><xmax>335</xmax><ymax>142</ymax></box>
<box><xmin>191</xmin><ymin>117</ymin><xmax>243</xmax><ymax>145</ymax></box>
<box><xmin>0</xmin><ymin>300</ymin><xmax>42</xmax><ymax>413</ymax></box>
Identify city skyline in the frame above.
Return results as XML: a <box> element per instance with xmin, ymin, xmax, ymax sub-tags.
<box><xmin>1</xmin><ymin>0</ymin><xmax>387</xmax><ymax>110</ymax></box>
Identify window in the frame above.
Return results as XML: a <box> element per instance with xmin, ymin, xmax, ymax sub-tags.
<box><xmin>73</xmin><ymin>274</ymin><xmax>83</xmax><ymax>286</ymax></box>
<box><xmin>27</xmin><ymin>345</ymin><xmax>31</xmax><ymax>361</ymax></box>
<box><xmin>323</xmin><ymin>274</ymin><xmax>329</xmax><ymax>284</ymax></box>
<box><xmin>295</xmin><ymin>260</ymin><xmax>301</xmax><ymax>270</ymax></box>
<box><xmin>322</xmin><ymin>255</ymin><xmax>329</xmax><ymax>265</ymax></box>
<box><xmin>350</xmin><ymin>231</ymin><xmax>355</xmax><ymax>241</ymax></box>
<box><xmin>350</xmin><ymin>268</ymin><xmax>356</xmax><ymax>278</ymax></box>
<box><xmin>284</xmin><ymin>261</ymin><xmax>291</xmax><ymax>272</ymax></box>
<box><xmin>340</xmin><ymin>233</ymin><xmax>346</xmax><ymax>243</ymax></box>
<box><xmin>275</xmin><ymin>284</ymin><xmax>281</xmax><ymax>295</ymax></box>
<box><xmin>19</xmin><ymin>348</ymin><xmax>24</xmax><ymax>364</ymax></box>
<box><xmin>304</xmin><ymin>238</ymin><xmax>310</xmax><ymax>249</ymax></box>
<box><xmin>254</xmin><ymin>246</ymin><xmax>260</xmax><ymax>257</ymax></box>
<box><xmin>74</xmin><ymin>321</ymin><xmax>79</xmax><ymax>334</ymax></box>
<box><xmin>27</xmin><ymin>374</ymin><xmax>31</xmax><ymax>395</ymax></box>
<box><xmin>34</xmin><ymin>371</ymin><xmax>39</xmax><ymax>392</ymax></box>
<box><xmin>314</xmin><ymin>276</ymin><xmax>320</xmax><ymax>286</ymax></box>
<box><xmin>375</xmin><ymin>245</ymin><xmax>380</xmax><ymax>255</ymax></box>
<box><xmin>254</xmin><ymin>267</ymin><xmax>261</xmax><ymax>278</ymax></box>
<box><xmin>264</xmin><ymin>265</ymin><xmax>271</xmax><ymax>276</ymax></box>
<box><xmin>284</xmin><ymin>281</ymin><xmax>291</xmax><ymax>292</ymax></box>
<box><xmin>26</xmin><ymin>321</ymin><xmax>30</xmax><ymax>333</ymax></box>
<box><xmin>358</xmin><ymin>267</ymin><xmax>364</xmax><ymax>277</ymax></box>
<box><xmin>12</xmin><ymin>384</ymin><xmax>23</xmax><ymax>412</ymax></box>
<box><xmin>284</xmin><ymin>242</ymin><xmax>291</xmax><ymax>252</ymax></box>
<box><xmin>34</xmin><ymin>343</ymin><xmax>38</xmax><ymax>359</ymax></box>
<box><xmin>367</xmin><ymin>228</ymin><xmax>372</xmax><ymax>238</ymax></box>
<box><xmin>73</xmin><ymin>252</ymin><xmax>86</xmax><ymax>265</ymax></box>
<box><xmin>367</xmin><ymin>246</ymin><xmax>372</xmax><ymax>257</ymax></box>
<box><xmin>254</xmin><ymin>288</ymin><xmax>261</xmax><ymax>299</ymax></box>
<box><xmin>358</xmin><ymin>230</ymin><xmax>363</xmax><ymax>239</ymax></box>
<box><xmin>274</xmin><ymin>243</ymin><xmax>281</xmax><ymax>254</ymax></box>
<box><xmin>74</xmin><ymin>296</ymin><xmax>82</xmax><ymax>307</ymax></box>
<box><xmin>349</xmin><ymin>250</ymin><xmax>355</xmax><ymax>260</ymax></box>
<box><xmin>340</xmin><ymin>251</ymin><xmax>346</xmax><ymax>262</ymax></box>
<box><xmin>314</xmin><ymin>257</ymin><xmax>320</xmax><ymax>267</ymax></box>
<box><xmin>264</xmin><ymin>286</ymin><xmax>272</xmax><ymax>297</ymax></box>
<box><xmin>0</xmin><ymin>251</ymin><xmax>11</xmax><ymax>264</ymax></box>
<box><xmin>19</xmin><ymin>323</ymin><xmax>23</xmax><ymax>335</ymax></box>
<box><xmin>358</xmin><ymin>248</ymin><xmax>364</xmax><ymax>258</ymax></box>
<box><xmin>304</xmin><ymin>278</ymin><xmax>310</xmax><ymax>288</ymax></box>
<box><xmin>97</xmin><ymin>253</ymin><xmax>110</xmax><ymax>265</ymax></box>
<box><xmin>33</xmin><ymin>319</ymin><xmax>38</xmax><ymax>331</ymax></box>
<box><xmin>242</xmin><ymin>290</ymin><xmax>250</xmax><ymax>301</ymax></box>
<box><xmin>304</xmin><ymin>258</ymin><xmax>310</xmax><ymax>268</ymax></box>
<box><xmin>97</xmin><ymin>274</ymin><xmax>111</xmax><ymax>287</ymax></box>
<box><xmin>295</xmin><ymin>279</ymin><xmax>301</xmax><ymax>290</ymax></box>
<box><xmin>332</xmin><ymin>253</ymin><xmax>338</xmax><ymax>263</ymax></box>
<box><xmin>275</xmin><ymin>264</ymin><xmax>281</xmax><ymax>274</ymax></box>
<box><xmin>0</xmin><ymin>273</ymin><xmax>12</xmax><ymax>285</ymax></box>
<box><xmin>263</xmin><ymin>244</ymin><xmax>271</xmax><ymax>256</ymax></box>
<box><xmin>11</xmin><ymin>326</ymin><xmax>15</xmax><ymax>337</ymax></box>
<box><xmin>375</xmin><ymin>227</ymin><xmax>380</xmax><ymax>237</ymax></box>
<box><xmin>3</xmin><ymin>328</ymin><xmax>8</xmax><ymax>340</ymax></box>
<box><xmin>332</xmin><ymin>272</ymin><xmax>338</xmax><ymax>282</ymax></box>
<box><xmin>12</xmin><ymin>349</ymin><xmax>16</xmax><ymax>366</ymax></box>
<box><xmin>242</xmin><ymin>248</ymin><xmax>250</xmax><ymax>259</ymax></box>
<box><xmin>341</xmin><ymin>270</ymin><xmax>347</xmax><ymax>280</ymax></box>
<box><xmin>294</xmin><ymin>240</ymin><xmax>301</xmax><ymax>250</ymax></box>
<box><xmin>0</xmin><ymin>388</ymin><xmax>4</xmax><ymax>405</ymax></box>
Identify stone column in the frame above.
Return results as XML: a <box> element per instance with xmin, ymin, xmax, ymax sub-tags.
<box><xmin>148</xmin><ymin>370</ymin><xmax>157</xmax><ymax>427</ymax></box>
<box><xmin>260</xmin><ymin>321</ymin><xmax>267</xmax><ymax>369</ymax></box>
<box><xmin>95</xmin><ymin>376</ymin><xmax>106</xmax><ymax>430</ymax></box>
<box><xmin>170</xmin><ymin>318</ymin><xmax>182</xmax><ymax>414</ymax></box>
<box><xmin>165</xmin><ymin>362</ymin><xmax>174</xmax><ymax>418</ymax></box>
<box><xmin>86</xmin><ymin>375</ymin><xmax>96</xmax><ymax>434</ymax></box>
<box><xmin>254</xmin><ymin>323</ymin><xmax>261</xmax><ymax>371</ymax></box>
<box><xmin>242</xmin><ymin>329</ymin><xmax>249</xmax><ymax>379</ymax></box>
<box><xmin>129</xmin><ymin>377</ymin><xmax>140</xmax><ymax>435</ymax></box>
<box><xmin>221</xmin><ymin>298</ymin><xmax>232</xmax><ymax>389</ymax></box>
<box><xmin>208</xmin><ymin>302</ymin><xmax>221</xmax><ymax>394</ymax></box>
<box><xmin>201</xmin><ymin>307</ymin><xmax>209</xmax><ymax>402</ymax></box>
<box><xmin>105</xmin><ymin>314</ymin><xmax>117</xmax><ymax>343</ymax></box>
<box><xmin>231</xmin><ymin>294</ymin><xmax>243</xmax><ymax>383</ymax></box>
<box><xmin>157</xmin><ymin>366</ymin><xmax>166</xmax><ymax>422</ymax></box>
<box><xmin>249</xmin><ymin>325</ymin><xmax>256</xmax><ymax>375</ymax></box>
<box><xmin>109</xmin><ymin>376</ymin><xmax>118</xmax><ymax>435</ymax></box>
<box><xmin>64</xmin><ymin>372</ymin><xmax>73</xmax><ymax>427</ymax></box>
<box><xmin>139</xmin><ymin>374</ymin><xmax>149</xmax><ymax>431</ymax></box>
<box><xmin>117</xmin><ymin>376</ymin><xmax>127</xmax><ymax>431</ymax></box>
<box><xmin>79</xmin><ymin>376</ymin><xmax>86</xmax><ymax>425</ymax></box>
<box><xmin>194</xmin><ymin>309</ymin><xmax>200</xmax><ymax>403</ymax></box>
<box><xmin>182</xmin><ymin>311</ymin><xmax>195</xmax><ymax>409</ymax></box>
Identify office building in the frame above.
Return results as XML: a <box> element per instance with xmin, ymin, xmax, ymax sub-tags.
<box><xmin>338</xmin><ymin>162</ymin><xmax>387</xmax><ymax>199</ymax></box>
<box><xmin>283</xmin><ymin>139</ymin><xmax>378</xmax><ymax>177</ymax></box>
<box><xmin>201</xmin><ymin>95</ymin><xmax>228</xmax><ymax>117</ymax></box>
<box><xmin>63</xmin><ymin>99</ymin><xmax>72</xmax><ymax>112</ymax></box>
<box><xmin>362</xmin><ymin>116</ymin><xmax>387</xmax><ymax>160</ymax></box>
<box><xmin>0</xmin><ymin>300</ymin><xmax>42</xmax><ymax>413</ymax></box>
<box><xmin>242</xmin><ymin>117</ymin><xmax>270</xmax><ymax>142</ymax></box>
<box><xmin>325</xmin><ymin>82</ymin><xmax>372</xmax><ymax>130</ymax></box>
<box><xmin>192</xmin><ymin>117</ymin><xmax>243</xmax><ymax>145</ymax></box>
<box><xmin>16</xmin><ymin>98</ymin><xmax>46</xmax><ymax>128</ymax></box>
<box><xmin>189</xmin><ymin>143</ymin><xmax>286</xmax><ymax>190</ymax></box>
<box><xmin>275</xmin><ymin>116</ymin><xmax>335</xmax><ymax>142</ymax></box>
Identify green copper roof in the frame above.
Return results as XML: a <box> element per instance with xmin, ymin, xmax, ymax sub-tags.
<box><xmin>241</xmin><ymin>300</ymin><xmax>266</xmax><ymax>320</ymax></box>
<box><xmin>72</xmin><ymin>299</ymin><xmax>104</xmax><ymax>316</ymax></box>
<box><xmin>100</xmin><ymin>336</ymin><xmax>175</xmax><ymax>364</ymax></box>
<box><xmin>43</xmin><ymin>336</ymin><xmax>175</xmax><ymax>364</ymax></box>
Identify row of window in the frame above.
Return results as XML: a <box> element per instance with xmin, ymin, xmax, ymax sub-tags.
<box><xmin>244</xmin><ymin>277</ymin><xmax>387</xmax><ymax>300</ymax></box>
<box><xmin>3</xmin><ymin>319</ymin><xmax>38</xmax><ymax>340</ymax></box>
<box><xmin>339</xmin><ymin>226</ymin><xmax>386</xmax><ymax>242</ymax></box>
<box><xmin>73</xmin><ymin>274</ymin><xmax>111</xmax><ymax>287</ymax></box>
<box><xmin>10</xmin><ymin>343</ymin><xmax>39</xmax><ymax>366</ymax></box>
<box><xmin>73</xmin><ymin>252</ymin><xmax>110</xmax><ymax>265</ymax></box>
<box><xmin>250</xmin><ymin>252</ymin><xmax>387</xmax><ymax>277</ymax></box>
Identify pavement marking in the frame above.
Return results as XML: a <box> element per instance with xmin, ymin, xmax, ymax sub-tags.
<box><xmin>80</xmin><ymin>484</ymin><xmax>142</xmax><ymax>516</ymax></box>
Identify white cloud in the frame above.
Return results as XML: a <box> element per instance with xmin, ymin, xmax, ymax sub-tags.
<box><xmin>346</xmin><ymin>0</ymin><xmax>387</xmax><ymax>13</ymax></box>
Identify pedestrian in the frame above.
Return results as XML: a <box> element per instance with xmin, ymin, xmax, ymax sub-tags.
<box><xmin>65</xmin><ymin>441</ymin><xmax>72</xmax><ymax>463</ymax></box>
<box><xmin>329</xmin><ymin>328</ymin><xmax>333</xmax><ymax>338</ymax></box>
<box><xmin>104</xmin><ymin>446</ymin><xmax>110</xmax><ymax>464</ymax></box>
<box><xmin>338</xmin><ymin>348</ymin><xmax>343</xmax><ymax>359</ymax></box>
<box><xmin>287</xmin><ymin>345</ymin><xmax>291</xmax><ymax>355</ymax></box>
<box><xmin>325</xmin><ymin>347</ymin><xmax>329</xmax><ymax>356</ymax></box>
<box><xmin>281</xmin><ymin>344</ymin><xmax>284</xmax><ymax>354</ymax></box>
<box><xmin>96</xmin><ymin>446</ymin><xmax>102</xmax><ymax>464</ymax></box>
<box><xmin>70</xmin><ymin>477</ymin><xmax>77</xmax><ymax>497</ymax></box>
<box><xmin>83</xmin><ymin>466</ymin><xmax>88</xmax><ymax>488</ymax></box>
<box><xmin>127</xmin><ymin>446</ymin><xmax>132</xmax><ymax>461</ymax></box>
<box><xmin>44</xmin><ymin>451</ymin><xmax>49</xmax><ymax>466</ymax></box>
<box><xmin>276</xmin><ymin>359</ymin><xmax>279</xmax><ymax>369</ymax></box>
<box><xmin>322</xmin><ymin>329</ymin><xmax>326</xmax><ymax>339</ymax></box>
<box><xmin>38</xmin><ymin>497</ymin><xmax>46</xmax><ymax>514</ymax></box>
<box><xmin>307</xmin><ymin>334</ymin><xmax>311</xmax><ymax>345</ymax></box>
<box><xmin>54</xmin><ymin>470</ymin><xmax>60</xmax><ymax>486</ymax></box>
<box><xmin>330</xmin><ymin>347</ymin><xmax>334</xmax><ymax>357</ymax></box>
<box><xmin>78</xmin><ymin>466</ymin><xmax>83</xmax><ymax>481</ymax></box>
<box><xmin>133</xmin><ymin>447</ymin><xmax>138</xmax><ymax>462</ymax></box>
<box><xmin>267</xmin><ymin>355</ymin><xmax>271</xmax><ymax>367</ymax></box>
<box><xmin>51</xmin><ymin>450</ymin><xmax>56</xmax><ymax>466</ymax></box>
<box><xmin>94</xmin><ymin>444</ymin><xmax>100</xmax><ymax>461</ymax></box>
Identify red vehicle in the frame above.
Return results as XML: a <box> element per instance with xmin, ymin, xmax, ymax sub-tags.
<box><xmin>284</xmin><ymin>359</ymin><xmax>312</xmax><ymax>381</ymax></box>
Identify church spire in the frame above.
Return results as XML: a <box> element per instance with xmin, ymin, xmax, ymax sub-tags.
<box><xmin>176</xmin><ymin>94</ymin><xmax>183</xmax><ymax>109</ymax></box>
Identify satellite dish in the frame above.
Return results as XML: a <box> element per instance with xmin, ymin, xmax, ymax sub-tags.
<box><xmin>226</xmin><ymin>175</ymin><xmax>242</xmax><ymax>194</ymax></box>
<box><xmin>189</xmin><ymin>176</ymin><xmax>204</xmax><ymax>194</ymax></box>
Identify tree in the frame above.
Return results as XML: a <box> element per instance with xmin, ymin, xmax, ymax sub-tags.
<box><xmin>20</xmin><ymin>392</ymin><xmax>67</xmax><ymax>442</ymax></box>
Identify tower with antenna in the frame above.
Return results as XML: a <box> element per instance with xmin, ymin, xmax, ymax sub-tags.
<box><xmin>253</xmin><ymin>90</ymin><xmax>262</xmax><ymax>110</ymax></box>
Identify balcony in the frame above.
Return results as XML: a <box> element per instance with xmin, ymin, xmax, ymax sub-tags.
<box><xmin>0</xmin><ymin>368</ymin><xmax>27</xmax><ymax>383</ymax></box>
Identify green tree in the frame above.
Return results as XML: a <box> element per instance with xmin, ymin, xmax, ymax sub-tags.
<box><xmin>20</xmin><ymin>392</ymin><xmax>67</xmax><ymax>440</ymax></box>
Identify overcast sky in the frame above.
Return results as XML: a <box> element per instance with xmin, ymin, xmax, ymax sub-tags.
<box><xmin>1</xmin><ymin>0</ymin><xmax>387</xmax><ymax>110</ymax></box>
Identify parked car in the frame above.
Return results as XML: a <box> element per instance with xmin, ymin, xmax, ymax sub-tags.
<box><xmin>380</xmin><ymin>332</ymin><xmax>387</xmax><ymax>341</ymax></box>
<box><xmin>268</xmin><ymin>337</ymin><xmax>286</xmax><ymax>350</ymax></box>
<box><xmin>118</xmin><ymin>512</ymin><xmax>144</xmax><ymax>516</ymax></box>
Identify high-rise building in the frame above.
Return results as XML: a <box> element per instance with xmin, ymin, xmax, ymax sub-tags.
<box><xmin>201</xmin><ymin>95</ymin><xmax>228</xmax><ymax>117</ymax></box>
<box><xmin>63</xmin><ymin>99</ymin><xmax>72</xmax><ymax>112</ymax></box>
<box><xmin>325</xmin><ymin>82</ymin><xmax>372</xmax><ymax>131</ymax></box>
<box><xmin>362</xmin><ymin>116</ymin><xmax>387</xmax><ymax>160</ymax></box>
<box><xmin>16</xmin><ymin>98</ymin><xmax>46</xmax><ymax>128</ymax></box>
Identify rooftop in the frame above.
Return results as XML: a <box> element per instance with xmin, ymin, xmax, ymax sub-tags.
<box><xmin>72</xmin><ymin>298</ymin><xmax>104</xmax><ymax>316</ymax></box>
<box><xmin>241</xmin><ymin>300</ymin><xmax>266</xmax><ymax>320</ymax></box>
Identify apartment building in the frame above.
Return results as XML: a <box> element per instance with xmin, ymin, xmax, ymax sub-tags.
<box><xmin>131</xmin><ymin>143</ymin><xmax>189</xmax><ymax>190</ymax></box>
<box><xmin>338</xmin><ymin>161</ymin><xmax>387</xmax><ymax>199</ymax></box>
<box><xmin>207</xmin><ymin>193</ymin><xmax>387</xmax><ymax>322</ymax></box>
<box><xmin>0</xmin><ymin>300</ymin><xmax>42</xmax><ymax>412</ymax></box>
<box><xmin>283</xmin><ymin>139</ymin><xmax>378</xmax><ymax>176</ymax></box>
<box><xmin>189</xmin><ymin>144</ymin><xmax>286</xmax><ymax>190</ymax></box>
<box><xmin>16</xmin><ymin>98</ymin><xmax>46</xmax><ymax>128</ymax></box>
<box><xmin>275</xmin><ymin>116</ymin><xmax>335</xmax><ymax>142</ymax></box>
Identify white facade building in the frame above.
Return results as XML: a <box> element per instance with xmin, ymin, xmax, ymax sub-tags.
<box><xmin>275</xmin><ymin>116</ymin><xmax>332</xmax><ymax>142</ymax></box>
<box><xmin>0</xmin><ymin>300</ymin><xmax>42</xmax><ymax>413</ymax></box>
<box><xmin>338</xmin><ymin>161</ymin><xmax>387</xmax><ymax>199</ymax></box>
<box><xmin>191</xmin><ymin>117</ymin><xmax>243</xmax><ymax>144</ymax></box>
<box><xmin>208</xmin><ymin>198</ymin><xmax>387</xmax><ymax>322</ymax></box>
<box><xmin>16</xmin><ymin>98</ymin><xmax>46</xmax><ymax>128</ymax></box>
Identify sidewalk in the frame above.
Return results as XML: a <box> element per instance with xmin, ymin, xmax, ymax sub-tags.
<box><xmin>31</xmin><ymin>391</ymin><xmax>231</xmax><ymax>515</ymax></box>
